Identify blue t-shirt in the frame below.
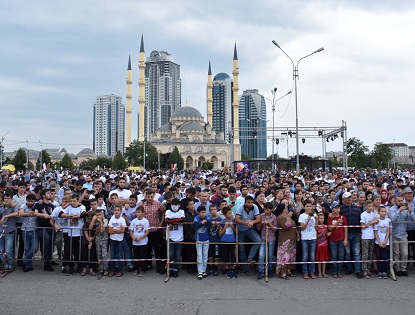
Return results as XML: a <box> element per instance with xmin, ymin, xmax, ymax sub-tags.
<box><xmin>194</xmin><ymin>215</ymin><xmax>212</xmax><ymax>241</ymax></box>
<box><xmin>220</xmin><ymin>219</ymin><xmax>236</xmax><ymax>243</ymax></box>
<box><xmin>209</xmin><ymin>217</ymin><xmax>222</xmax><ymax>243</ymax></box>
<box><xmin>235</xmin><ymin>204</ymin><xmax>260</xmax><ymax>232</ymax></box>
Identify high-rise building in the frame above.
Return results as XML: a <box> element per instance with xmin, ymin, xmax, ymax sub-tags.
<box><xmin>211</xmin><ymin>70</ymin><xmax>233</xmax><ymax>142</ymax></box>
<box><xmin>143</xmin><ymin>49</ymin><xmax>181</xmax><ymax>138</ymax></box>
<box><xmin>93</xmin><ymin>94</ymin><xmax>125</xmax><ymax>156</ymax></box>
<box><xmin>239</xmin><ymin>89</ymin><xmax>267</xmax><ymax>160</ymax></box>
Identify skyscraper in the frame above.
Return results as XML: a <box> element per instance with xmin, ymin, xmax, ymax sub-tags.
<box><xmin>211</xmin><ymin>69</ymin><xmax>233</xmax><ymax>143</ymax></box>
<box><xmin>239</xmin><ymin>89</ymin><xmax>267</xmax><ymax>160</ymax></box>
<box><xmin>143</xmin><ymin>49</ymin><xmax>181</xmax><ymax>138</ymax></box>
<box><xmin>93</xmin><ymin>94</ymin><xmax>125</xmax><ymax>156</ymax></box>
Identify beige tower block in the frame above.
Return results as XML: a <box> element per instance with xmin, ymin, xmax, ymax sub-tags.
<box><xmin>207</xmin><ymin>61</ymin><xmax>213</xmax><ymax>126</ymax></box>
<box><xmin>138</xmin><ymin>35</ymin><xmax>146</xmax><ymax>142</ymax></box>
<box><xmin>125</xmin><ymin>55</ymin><xmax>133</xmax><ymax>147</ymax></box>
<box><xmin>232</xmin><ymin>43</ymin><xmax>240</xmax><ymax>145</ymax></box>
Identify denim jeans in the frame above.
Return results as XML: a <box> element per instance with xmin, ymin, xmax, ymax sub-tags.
<box><xmin>196</xmin><ymin>240</ymin><xmax>209</xmax><ymax>274</ymax></box>
<box><xmin>169</xmin><ymin>242</ymin><xmax>183</xmax><ymax>271</ymax></box>
<box><xmin>23</xmin><ymin>230</ymin><xmax>39</xmax><ymax>269</ymax></box>
<box><xmin>301</xmin><ymin>239</ymin><xmax>316</xmax><ymax>274</ymax></box>
<box><xmin>258</xmin><ymin>240</ymin><xmax>275</xmax><ymax>272</ymax></box>
<box><xmin>344</xmin><ymin>233</ymin><xmax>361</xmax><ymax>273</ymax></box>
<box><xmin>375</xmin><ymin>244</ymin><xmax>390</xmax><ymax>273</ymax></box>
<box><xmin>37</xmin><ymin>228</ymin><xmax>53</xmax><ymax>267</ymax></box>
<box><xmin>0</xmin><ymin>232</ymin><xmax>15</xmax><ymax>269</ymax></box>
<box><xmin>237</xmin><ymin>228</ymin><xmax>262</xmax><ymax>271</ymax></box>
<box><xmin>121</xmin><ymin>238</ymin><xmax>133</xmax><ymax>268</ymax></box>
<box><xmin>110</xmin><ymin>239</ymin><xmax>123</xmax><ymax>272</ymax></box>
<box><xmin>329</xmin><ymin>240</ymin><xmax>344</xmax><ymax>274</ymax></box>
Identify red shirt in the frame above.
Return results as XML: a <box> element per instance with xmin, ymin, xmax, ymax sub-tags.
<box><xmin>328</xmin><ymin>215</ymin><xmax>348</xmax><ymax>242</ymax></box>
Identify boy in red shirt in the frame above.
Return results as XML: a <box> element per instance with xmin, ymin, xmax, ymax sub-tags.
<box><xmin>328</xmin><ymin>204</ymin><xmax>348</xmax><ymax>278</ymax></box>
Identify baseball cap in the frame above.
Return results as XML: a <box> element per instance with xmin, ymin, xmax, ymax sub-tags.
<box><xmin>342</xmin><ymin>191</ymin><xmax>352</xmax><ymax>199</ymax></box>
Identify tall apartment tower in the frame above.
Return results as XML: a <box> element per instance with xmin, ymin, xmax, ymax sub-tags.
<box><xmin>139</xmin><ymin>41</ymin><xmax>181</xmax><ymax>138</ymax></box>
<box><xmin>93</xmin><ymin>94</ymin><xmax>125</xmax><ymax>156</ymax></box>
<box><xmin>239</xmin><ymin>89</ymin><xmax>267</xmax><ymax>159</ymax></box>
<box><xmin>209</xmin><ymin>64</ymin><xmax>233</xmax><ymax>142</ymax></box>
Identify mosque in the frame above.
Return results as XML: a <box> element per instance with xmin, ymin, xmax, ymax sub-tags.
<box><xmin>125</xmin><ymin>36</ymin><xmax>241</xmax><ymax>170</ymax></box>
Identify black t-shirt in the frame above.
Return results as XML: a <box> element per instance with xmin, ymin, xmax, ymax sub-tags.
<box><xmin>34</xmin><ymin>202</ymin><xmax>55</xmax><ymax>228</ymax></box>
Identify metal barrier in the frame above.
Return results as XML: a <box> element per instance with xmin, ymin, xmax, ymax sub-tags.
<box><xmin>1</xmin><ymin>221</ymin><xmax>414</xmax><ymax>282</ymax></box>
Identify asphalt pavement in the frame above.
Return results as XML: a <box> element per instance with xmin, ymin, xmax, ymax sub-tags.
<box><xmin>1</xmin><ymin>263</ymin><xmax>414</xmax><ymax>315</ymax></box>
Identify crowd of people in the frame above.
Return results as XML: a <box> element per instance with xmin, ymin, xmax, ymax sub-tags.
<box><xmin>0</xmin><ymin>168</ymin><xmax>414</xmax><ymax>281</ymax></box>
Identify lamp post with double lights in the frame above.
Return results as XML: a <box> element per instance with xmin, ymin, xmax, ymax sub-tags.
<box><xmin>0</xmin><ymin>132</ymin><xmax>9</xmax><ymax>169</ymax></box>
<box><xmin>272</xmin><ymin>40</ymin><xmax>324</xmax><ymax>172</ymax></box>
<box><xmin>281</xmin><ymin>131</ymin><xmax>296</xmax><ymax>164</ymax></box>
<box><xmin>246</xmin><ymin>118</ymin><xmax>258</xmax><ymax>159</ymax></box>
<box><xmin>265</xmin><ymin>89</ymin><xmax>292</xmax><ymax>170</ymax></box>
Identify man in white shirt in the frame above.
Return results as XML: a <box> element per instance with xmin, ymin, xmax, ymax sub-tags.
<box><xmin>113</xmin><ymin>178</ymin><xmax>131</xmax><ymax>205</ymax></box>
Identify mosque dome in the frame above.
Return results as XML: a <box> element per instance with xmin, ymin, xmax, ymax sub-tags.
<box><xmin>171</xmin><ymin>106</ymin><xmax>202</xmax><ymax>118</ymax></box>
<box><xmin>213</xmin><ymin>72</ymin><xmax>230</xmax><ymax>81</ymax></box>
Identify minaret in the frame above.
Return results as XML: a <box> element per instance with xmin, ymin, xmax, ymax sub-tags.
<box><xmin>232</xmin><ymin>43</ymin><xmax>240</xmax><ymax>145</ymax></box>
<box><xmin>125</xmin><ymin>55</ymin><xmax>133</xmax><ymax>146</ymax></box>
<box><xmin>206</xmin><ymin>61</ymin><xmax>213</xmax><ymax>126</ymax></box>
<box><xmin>138</xmin><ymin>34</ymin><xmax>146</xmax><ymax>142</ymax></box>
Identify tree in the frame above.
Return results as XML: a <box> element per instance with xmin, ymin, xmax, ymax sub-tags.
<box><xmin>202</xmin><ymin>162</ymin><xmax>213</xmax><ymax>170</ymax></box>
<box><xmin>369</xmin><ymin>142</ymin><xmax>393</xmax><ymax>169</ymax></box>
<box><xmin>60</xmin><ymin>153</ymin><xmax>75</xmax><ymax>170</ymax></box>
<box><xmin>95</xmin><ymin>156</ymin><xmax>112</xmax><ymax>169</ymax></box>
<box><xmin>124</xmin><ymin>140</ymin><xmax>158</xmax><ymax>170</ymax></box>
<box><xmin>346</xmin><ymin>137</ymin><xmax>369</xmax><ymax>168</ymax></box>
<box><xmin>167</xmin><ymin>146</ymin><xmax>184</xmax><ymax>170</ymax></box>
<box><xmin>241</xmin><ymin>153</ymin><xmax>250</xmax><ymax>161</ymax></box>
<box><xmin>112</xmin><ymin>151</ymin><xmax>128</xmax><ymax>170</ymax></box>
<box><xmin>12</xmin><ymin>148</ymin><xmax>27</xmax><ymax>170</ymax></box>
<box><xmin>36</xmin><ymin>149</ymin><xmax>51</xmax><ymax>170</ymax></box>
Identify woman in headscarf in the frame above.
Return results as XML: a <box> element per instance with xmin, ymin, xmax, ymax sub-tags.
<box><xmin>275</xmin><ymin>203</ymin><xmax>298</xmax><ymax>279</ymax></box>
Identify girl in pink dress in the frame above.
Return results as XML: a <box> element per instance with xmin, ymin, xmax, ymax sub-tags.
<box><xmin>316</xmin><ymin>213</ymin><xmax>331</xmax><ymax>277</ymax></box>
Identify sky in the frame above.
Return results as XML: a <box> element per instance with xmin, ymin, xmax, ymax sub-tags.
<box><xmin>1</xmin><ymin>0</ymin><xmax>414</xmax><ymax>159</ymax></box>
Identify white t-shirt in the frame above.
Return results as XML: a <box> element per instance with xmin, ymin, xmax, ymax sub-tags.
<box><xmin>360</xmin><ymin>211</ymin><xmax>375</xmax><ymax>240</ymax></box>
<box><xmin>51</xmin><ymin>206</ymin><xmax>69</xmax><ymax>233</ymax></box>
<box><xmin>165</xmin><ymin>209</ymin><xmax>185</xmax><ymax>242</ymax></box>
<box><xmin>64</xmin><ymin>205</ymin><xmax>86</xmax><ymax>237</ymax></box>
<box><xmin>129</xmin><ymin>217</ymin><xmax>149</xmax><ymax>246</ymax></box>
<box><xmin>298</xmin><ymin>213</ymin><xmax>317</xmax><ymax>240</ymax></box>
<box><xmin>374</xmin><ymin>217</ymin><xmax>391</xmax><ymax>245</ymax></box>
<box><xmin>108</xmin><ymin>216</ymin><xmax>127</xmax><ymax>241</ymax></box>
<box><xmin>113</xmin><ymin>189</ymin><xmax>132</xmax><ymax>201</ymax></box>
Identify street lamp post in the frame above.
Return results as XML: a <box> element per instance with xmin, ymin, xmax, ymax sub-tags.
<box><xmin>269</xmin><ymin>89</ymin><xmax>291</xmax><ymax>170</ymax></box>
<box><xmin>272</xmin><ymin>40</ymin><xmax>324</xmax><ymax>173</ymax></box>
<box><xmin>143</xmin><ymin>137</ymin><xmax>146</xmax><ymax>171</ymax></box>
<box><xmin>39</xmin><ymin>141</ymin><xmax>43</xmax><ymax>171</ymax></box>
<box><xmin>392</xmin><ymin>138</ymin><xmax>396</xmax><ymax>169</ymax></box>
<box><xmin>246</xmin><ymin>118</ymin><xmax>258</xmax><ymax>159</ymax></box>
<box><xmin>0</xmin><ymin>132</ymin><xmax>9</xmax><ymax>169</ymax></box>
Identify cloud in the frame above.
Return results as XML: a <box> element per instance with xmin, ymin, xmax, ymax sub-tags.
<box><xmin>0</xmin><ymin>0</ymin><xmax>414</xmax><ymax>159</ymax></box>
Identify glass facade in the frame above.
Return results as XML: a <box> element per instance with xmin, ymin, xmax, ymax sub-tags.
<box><xmin>211</xmin><ymin>73</ymin><xmax>232</xmax><ymax>142</ymax></box>
<box><xmin>239</xmin><ymin>90</ymin><xmax>267</xmax><ymax>160</ymax></box>
<box><xmin>144</xmin><ymin>51</ymin><xmax>181</xmax><ymax>138</ymax></box>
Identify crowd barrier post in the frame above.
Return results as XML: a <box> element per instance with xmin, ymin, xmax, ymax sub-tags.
<box><xmin>235</xmin><ymin>225</ymin><xmax>239</xmax><ymax>265</ymax></box>
<box><xmin>265</xmin><ymin>225</ymin><xmax>269</xmax><ymax>282</ymax></box>
<box><xmin>165</xmin><ymin>226</ymin><xmax>170</xmax><ymax>282</ymax></box>
<box><xmin>389</xmin><ymin>222</ymin><xmax>396</xmax><ymax>281</ymax></box>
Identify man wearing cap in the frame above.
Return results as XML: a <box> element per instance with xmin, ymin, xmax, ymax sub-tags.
<box><xmin>340</xmin><ymin>191</ymin><xmax>363</xmax><ymax>278</ymax></box>
<box><xmin>402</xmin><ymin>187</ymin><xmax>415</xmax><ymax>268</ymax></box>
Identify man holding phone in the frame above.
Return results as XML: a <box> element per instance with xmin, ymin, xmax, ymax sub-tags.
<box><xmin>389</xmin><ymin>195</ymin><xmax>415</xmax><ymax>276</ymax></box>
